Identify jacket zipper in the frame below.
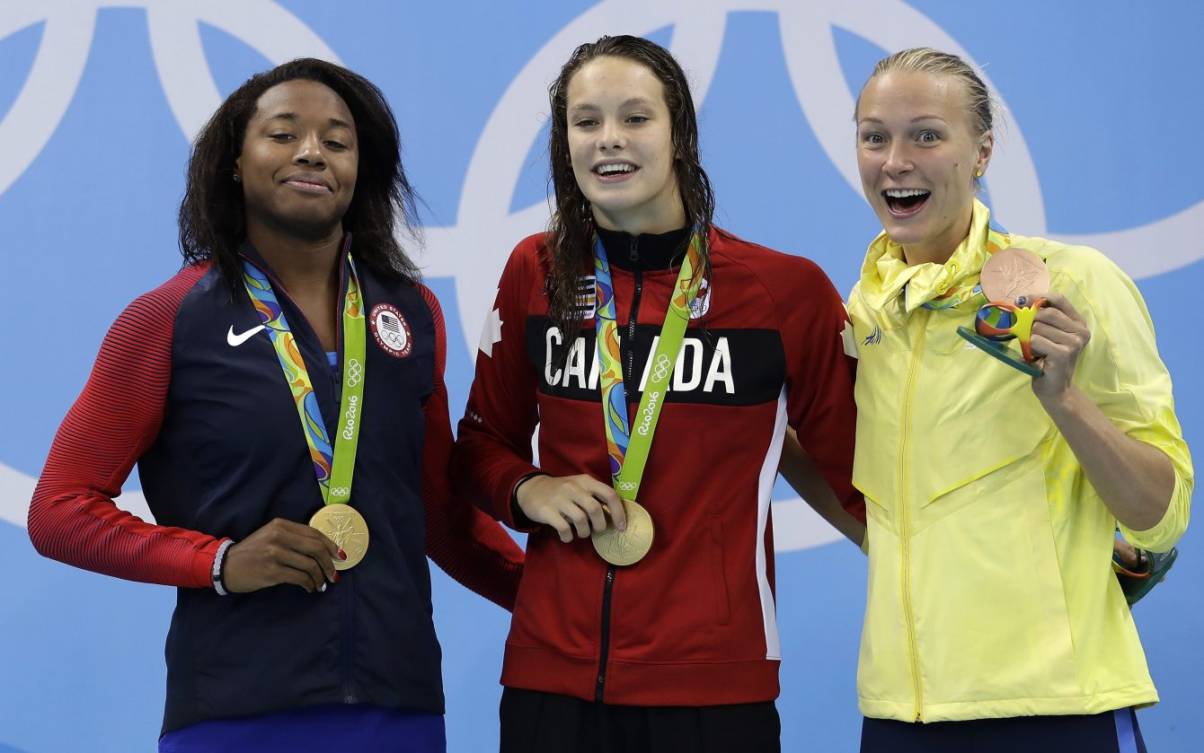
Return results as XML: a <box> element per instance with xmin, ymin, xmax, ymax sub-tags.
<box><xmin>624</xmin><ymin>237</ymin><xmax>643</xmax><ymax>386</ymax></box>
<box><xmin>595</xmin><ymin>566</ymin><xmax>616</xmax><ymax>700</ymax></box>
<box><xmin>597</xmin><ymin>236</ymin><xmax>643</xmax><ymax>702</ymax></box>
<box><xmin>899</xmin><ymin>308</ymin><xmax>929</xmax><ymax>721</ymax></box>
<box><xmin>341</xmin><ymin>564</ymin><xmax>357</xmax><ymax>703</ymax></box>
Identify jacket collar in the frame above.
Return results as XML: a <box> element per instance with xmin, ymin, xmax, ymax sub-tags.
<box><xmin>597</xmin><ymin>225</ymin><xmax>692</xmax><ymax>272</ymax></box>
<box><xmin>858</xmin><ymin>199</ymin><xmax>1004</xmax><ymax>313</ymax></box>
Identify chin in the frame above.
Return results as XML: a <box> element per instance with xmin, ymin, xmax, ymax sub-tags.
<box><xmin>591</xmin><ymin>196</ymin><xmax>644</xmax><ymax>220</ymax></box>
<box><xmin>878</xmin><ymin>212</ymin><xmax>929</xmax><ymax>245</ymax></box>
<box><xmin>883</xmin><ymin>225</ymin><xmax>923</xmax><ymax>246</ymax></box>
<box><xmin>280</xmin><ymin>211</ymin><xmax>345</xmax><ymax>239</ymax></box>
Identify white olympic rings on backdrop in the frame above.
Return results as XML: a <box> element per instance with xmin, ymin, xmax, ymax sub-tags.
<box><xmin>423</xmin><ymin>0</ymin><xmax>1202</xmax><ymax>368</ymax></box>
<box><xmin>1</xmin><ymin>1</ymin><xmax>1200</xmax><ymax>549</ymax></box>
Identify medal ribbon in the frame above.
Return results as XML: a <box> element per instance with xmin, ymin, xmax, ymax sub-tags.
<box><xmin>594</xmin><ymin>232</ymin><xmax>704</xmax><ymax>503</ymax></box>
<box><xmin>240</xmin><ymin>243</ymin><xmax>366</xmax><ymax>506</ymax></box>
<box><xmin>920</xmin><ymin>227</ymin><xmax>1012</xmax><ymax>311</ymax></box>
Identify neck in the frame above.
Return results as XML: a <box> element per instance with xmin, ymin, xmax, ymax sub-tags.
<box><xmin>592</xmin><ymin>197</ymin><xmax>688</xmax><ymax>236</ymax></box>
<box><xmin>900</xmin><ymin>206</ymin><xmax>974</xmax><ymax>267</ymax></box>
<box><xmin>246</xmin><ymin>220</ymin><xmax>344</xmax><ymax>297</ymax></box>
<box><xmin>901</xmin><ymin>244</ymin><xmax>954</xmax><ymax>267</ymax></box>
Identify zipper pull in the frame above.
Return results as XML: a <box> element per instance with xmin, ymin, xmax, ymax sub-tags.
<box><xmin>629</xmin><ymin>236</ymin><xmax>639</xmax><ymax>262</ymax></box>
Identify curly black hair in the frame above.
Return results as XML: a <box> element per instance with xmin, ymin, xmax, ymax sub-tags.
<box><xmin>178</xmin><ymin>58</ymin><xmax>420</xmax><ymax>290</ymax></box>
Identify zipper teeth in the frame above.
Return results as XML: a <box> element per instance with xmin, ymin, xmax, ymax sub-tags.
<box><xmin>596</xmin><ymin>566</ymin><xmax>616</xmax><ymax>701</ymax></box>
<box><xmin>899</xmin><ymin>310</ymin><xmax>928</xmax><ymax>722</ymax></box>
<box><xmin>626</xmin><ymin>271</ymin><xmax>642</xmax><ymax>386</ymax></box>
<box><xmin>341</xmin><ymin>572</ymin><xmax>356</xmax><ymax>703</ymax></box>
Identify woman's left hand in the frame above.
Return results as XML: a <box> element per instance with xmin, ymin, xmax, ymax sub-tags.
<box><xmin>1029</xmin><ymin>292</ymin><xmax>1091</xmax><ymax>402</ymax></box>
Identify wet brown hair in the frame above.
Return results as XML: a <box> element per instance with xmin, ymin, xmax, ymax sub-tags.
<box><xmin>545</xmin><ymin>35</ymin><xmax>715</xmax><ymax>339</ymax></box>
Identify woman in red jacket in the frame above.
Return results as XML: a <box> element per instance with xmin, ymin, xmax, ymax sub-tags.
<box><xmin>453</xmin><ymin>35</ymin><xmax>861</xmax><ymax>753</ymax></box>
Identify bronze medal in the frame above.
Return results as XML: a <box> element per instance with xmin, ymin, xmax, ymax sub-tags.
<box><xmin>592</xmin><ymin>500</ymin><xmax>654</xmax><ymax>566</ymax></box>
<box><xmin>980</xmin><ymin>246</ymin><xmax>1050</xmax><ymax>304</ymax></box>
<box><xmin>309</xmin><ymin>504</ymin><xmax>370</xmax><ymax>571</ymax></box>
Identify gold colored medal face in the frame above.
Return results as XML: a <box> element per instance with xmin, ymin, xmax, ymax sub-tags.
<box><xmin>309</xmin><ymin>505</ymin><xmax>370</xmax><ymax>571</ymax></box>
<box><xmin>592</xmin><ymin>500</ymin><xmax>654</xmax><ymax>567</ymax></box>
<box><xmin>980</xmin><ymin>247</ymin><xmax>1050</xmax><ymax>304</ymax></box>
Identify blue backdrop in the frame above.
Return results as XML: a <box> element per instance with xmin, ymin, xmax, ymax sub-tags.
<box><xmin>1</xmin><ymin>2</ymin><xmax>1200</xmax><ymax>751</ymax></box>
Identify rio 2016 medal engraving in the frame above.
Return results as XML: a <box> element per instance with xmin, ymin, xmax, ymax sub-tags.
<box><xmin>592</xmin><ymin>500</ymin><xmax>653</xmax><ymax>567</ymax></box>
<box><xmin>309</xmin><ymin>504</ymin><xmax>369</xmax><ymax>571</ymax></box>
<box><xmin>980</xmin><ymin>246</ymin><xmax>1050</xmax><ymax>303</ymax></box>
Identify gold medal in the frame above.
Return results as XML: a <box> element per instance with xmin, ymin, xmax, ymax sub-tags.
<box><xmin>592</xmin><ymin>500</ymin><xmax>654</xmax><ymax>566</ymax></box>
<box><xmin>309</xmin><ymin>504</ymin><xmax>370</xmax><ymax>571</ymax></box>
<box><xmin>981</xmin><ymin>247</ymin><xmax>1050</xmax><ymax>304</ymax></box>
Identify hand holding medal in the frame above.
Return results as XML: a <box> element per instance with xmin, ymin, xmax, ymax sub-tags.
<box><xmin>1024</xmin><ymin>291</ymin><xmax>1093</xmax><ymax>401</ymax></box>
<box><xmin>222</xmin><ymin>518</ymin><xmax>342</xmax><ymax>593</ymax></box>
<box><xmin>514</xmin><ymin>473</ymin><xmax>628</xmax><ymax>543</ymax></box>
<box><xmin>956</xmin><ymin>247</ymin><xmax>1052</xmax><ymax>377</ymax></box>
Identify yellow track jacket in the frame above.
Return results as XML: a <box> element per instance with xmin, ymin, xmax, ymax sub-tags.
<box><xmin>846</xmin><ymin>200</ymin><xmax>1192</xmax><ymax>722</ymax></box>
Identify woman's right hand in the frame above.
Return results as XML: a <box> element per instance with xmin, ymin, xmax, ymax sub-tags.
<box><xmin>222</xmin><ymin>518</ymin><xmax>342</xmax><ymax>594</ymax></box>
<box><xmin>515</xmin><ymin>475</ymin><xmax>626</xmax><ymax>543</ymax></box>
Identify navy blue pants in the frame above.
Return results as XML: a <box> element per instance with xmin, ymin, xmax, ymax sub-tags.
<box><xmin>861</xmin><ymin>708</ymin><xmax>1147</xmax><ymax>753</ymax></box>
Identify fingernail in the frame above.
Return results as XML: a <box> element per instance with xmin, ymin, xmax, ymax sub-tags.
<box><xmin>318</xmin><ymin>582</ymin><xmax>327</xmax><ymax>593</ymax></box>
<box><xmin>338</xmin><ymin>548</ymin><xmax>347</xmax><ymax>561</ymax></box>
<box><xmin>333</xmin><ymin>572</ymin><xmax>340</xmax><ymax>583</ymax></box>
<box><xmin>618</xmin><ymin>521</ymin><xmax>626</xmax><ymax>531</ymax></box>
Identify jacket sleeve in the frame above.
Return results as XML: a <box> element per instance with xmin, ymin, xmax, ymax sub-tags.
<box><xmin>1058</xmin><ymin>246</ymin><xmax>1192</xmax><ymax>551</ymax></box>
<box><xmin>771</xmin><ymin>255</ymin><xmax>863</xmax><ymax>523</ymax></box>
<box><xmin>27</xmin><ymin>270</ymin><xmax>225</xmax><ymax>588</ymax></box>
<box><xmin>451</xmin><ymin>239</ymin><xmax>544</xmax><ymax>530</ymax></box>
<box><xmin>418</xmin><ymin>285</ymin><xmax>525</xmax><ymax>610</ymax></box>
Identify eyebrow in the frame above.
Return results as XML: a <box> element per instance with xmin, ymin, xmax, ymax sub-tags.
<box><xmin>569</xmin><ymin>97</ymin><xmax>655</xmax><ymax>113</ymax></box>
<box><xmin>263</xmin><ymin>112</ymin><xmax>353</xmax><ymax>130</ymax></box>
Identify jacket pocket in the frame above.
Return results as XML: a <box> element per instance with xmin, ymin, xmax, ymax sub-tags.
<box><xmin>917</xmin><ymin>388</ymin><xmax>1051</xmax><ymax>518</ymax></box>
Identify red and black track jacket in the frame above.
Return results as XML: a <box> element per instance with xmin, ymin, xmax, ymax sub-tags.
<box><xmin>454</xmin><ymin>226</ymin><xmax>858</xmax><ymax>706</ymax></box>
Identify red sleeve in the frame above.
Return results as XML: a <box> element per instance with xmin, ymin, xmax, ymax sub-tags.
<box><xmin>27</xmin><ymin>266</ymin><xmax>226</xmax><ymax>588</ymax></box>
<box><xmin>418</xmin><ymin>285</ymin><xmax>524</xmax><ymax>611</ymax></box>
<box><xmin>773</xmin><ymin>256</ymin><xmax>865</xmax><ymax>524</ymax></box>
<box><xmin>451</xmin><ymin>238</ymin><xmax>544</xmax><ymax>529</ymax></box>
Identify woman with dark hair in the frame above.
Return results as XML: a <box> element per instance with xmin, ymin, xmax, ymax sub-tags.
<box><xmin>453</xmin><ymin>35</ymin><xmax>861</xmax><ymax>752</ymax></box>
<box><xmin>834</xmin><ymin>48</ymin><xmax>1191</xmax><ymax>752</ymax></box>
<box><xmin>28</xmin><ymin>58</ymin><xmax>522</xmax><ymax>752</ymax></box>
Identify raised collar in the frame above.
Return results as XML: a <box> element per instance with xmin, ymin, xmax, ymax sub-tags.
<box><xmin>596</xmin><ymin>225</ymin><xmax>692</xmax><ymax>272</ymax></box>
<box><xmin>858</xmin><ymin>199</ymin><xmax>1010</xmax><ymax>313</ymax></box>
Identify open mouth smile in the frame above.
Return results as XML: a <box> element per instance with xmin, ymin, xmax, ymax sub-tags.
<box><xmin>883</xmin><ymin>188</ymin><xmax>930</xmax><ymax>217</ymax></box>
<box><xmin>592</xmin><ymin>160</ymin><xmax>639</xmax><ymax>183</ymax></box>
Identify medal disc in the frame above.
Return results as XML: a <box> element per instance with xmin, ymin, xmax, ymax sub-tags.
<box><xmin>592</xmin><ymin>500</ymin><xmax>654</xmax><ymax>566</ymax></box>
<box><xmin>980</xmin><ymin>247</ymin><xmax>1049</xmax><ymax>304</ymax></box>
<box><xmin>309</xmin><ymin>504</ymin><xmax>370</xmax><ymax>571</ymax></box>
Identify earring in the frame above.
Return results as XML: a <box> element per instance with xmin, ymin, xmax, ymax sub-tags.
<box><xmin>233</xmin><ymin>173</ymin><xmax>241</xmax><ymax>183</ymax></box>
<box><xmin>975</xmin><ymin>169</ymin><xmax>983</xmax><ymax>178</ymax></box>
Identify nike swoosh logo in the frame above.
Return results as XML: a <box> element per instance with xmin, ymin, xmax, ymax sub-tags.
<box><xmin>227</xmin><ymin>324</ymin><xmax>266</xmax><ymax>347</ymax></box>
